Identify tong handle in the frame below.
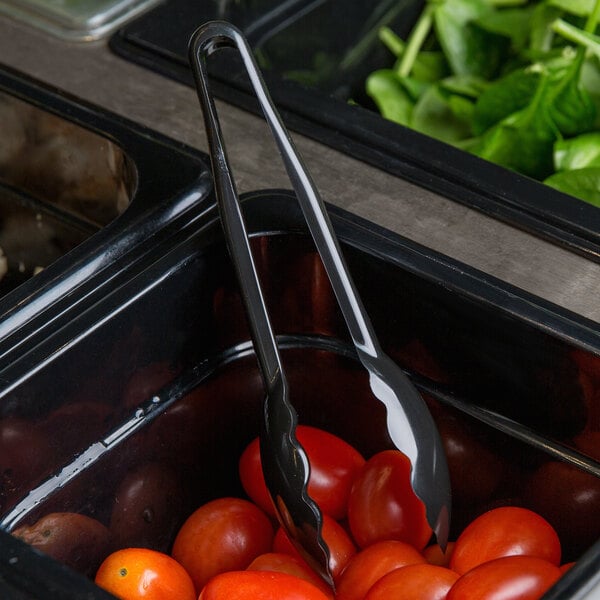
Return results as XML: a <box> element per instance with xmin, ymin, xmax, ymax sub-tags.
<box><xmin>189</xmin><ymin>21</ymin><xmax>379</xmax><ymax>360</ymax></box>
<box><xmin>189</xmin><ymin>23</ymin><xmax>283</xmax><ymax>389</ymax></box>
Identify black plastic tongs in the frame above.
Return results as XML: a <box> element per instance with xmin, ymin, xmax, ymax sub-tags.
<box><xmin>188</xmin><ymin>21</ymin><xmax>451</xmax><ymax>587</ymax></box>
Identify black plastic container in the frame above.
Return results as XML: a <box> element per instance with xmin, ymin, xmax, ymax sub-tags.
<box><xmin>0</xmin><ymin>65</ymin><xmax>214</xmax><ymax>362</ymax></box>
<box><xmin>0</xmin><ymin>189</ymin><xmax>598</xmax><ymax>598</ymax></box>
<box><xmin>110</xmin><ymin>0</ymin><xmax>600</xmax><ymax>259</ymax></box>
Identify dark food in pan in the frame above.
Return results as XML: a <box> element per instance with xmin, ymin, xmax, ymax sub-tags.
<box><xmin>0</xmin><ymin>91</ymin><xmax>131</xmax><ymax>293</ymax></box>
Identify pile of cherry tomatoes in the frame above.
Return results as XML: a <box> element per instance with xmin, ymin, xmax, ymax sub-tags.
<box><xmin>89</xmin><ymin>425</ymin><xmax>571</xmax><ymax>600</ymax></box>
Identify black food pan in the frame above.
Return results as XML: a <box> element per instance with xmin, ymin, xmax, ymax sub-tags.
<box><xmin>0</xmin><ymin>64</ymin><xmax>212</xmax><ymax>358</ymax></box>
<box><xmin>0</xmin><ymin>190</ymin><xmax>598</xmax><ymax>598</ymax></box>
<box><xmin>110</xmin><ymin>0</ymin><xmax>600</xmax><ymax>259</ymax></box>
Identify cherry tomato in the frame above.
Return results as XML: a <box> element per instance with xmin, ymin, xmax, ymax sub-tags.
<box><xmin>347</xmin><ymin>450</ymin><xmax>432</xmax><ymax>550</ymax></box>
<box><xmin>239</xmin><ymin>426</ymin><xmax>365</xmax><ymax>520</ymax></box>
<box><xmin>247</xmin><ymin>553</ymin><xmax>334</xmax><ymax>599</ymax></box>
<box><xmin>335</xmin><ymin>540</ymin><xmax>427</xmax><ymax>600</ymax></box>
<box><xmin>41</xmin><ymin>401</ymin><xmax>111</xmax><ymax>460</ymax></box>
<box><xmin>109</xmin><ymin>461</ymin><xmax>189</xmax><ymax>552</ymax></box>
<box><xmin>391</xmin><ymin>339</ymin><xmax>449</xmax><ymax>383</ymax></box>
<box><xmin>433</xmin><ymin>409</ymin><xmax>505</xmax><ymax>506</ymax></box>
<box><xmin>0</xmin><ymin>417</ymin><xmax>53</xmax><ymax>513</ymax></box>
<box><xmin>365</xmin><ymin>563</ymin><xmax>460</xmax><ymax>600</ymax></box>
<box><xmin>447</xmin><ymin>556</ymin><xmax>561</xmax><ymax>600</ymax></box>
<box><xmin>423</xmin><ymin>542</ymin><xmax>455</xmax><ymax>568</ymax></box>
<box><xmin>95</xmin><ymin>547</ymin><xmax>196</xmax><ymax>600</ymax></box>
<box><xmin>273</xmin><ymin>514</ymin><xmax>356</xmax><ymax>579</ymax></box>
<box><xmin>574</xmin><ymin>430</ymin><xmax>600</xmax><ymax>460</ymax></box>
<box><xmin>523</xmin><ymin>460</ymin><xmax>600</xmax><ymax>561</ymax></box>
<box><xmin>171</xmin><ymin>497</ymin><xmax>274</xmax><ymax>593</ymax></box>
<box><xmin>560</xmin><ymin>562</ymin><xmax>575</xmax><ymax>574</ymax></box>
<box><xmin>121</xmin><ymin>362</ymin><xmax>178</xmax><ymax>411</ymax></box>
<box><xmin>450</xmin><ymin>507</ymin><xmax>561</xmax><ymax>575</ymax></box>
<box><xmin>198</xmin><ymin>570</ymin><xmax>332</xmax><ymax>600</ymax></box>
<box><xmin>12</xmin><ymin>512</ymin><xmax>110</xmax><ymax>577</ymax></box>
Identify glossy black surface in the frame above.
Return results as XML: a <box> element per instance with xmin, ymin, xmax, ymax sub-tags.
<box><xmin>0</xmin><ymin>65</ymin><xmax>213</xmax><ymax>357</ymax></box>
<box><xmin>0</xmin><ymin>191</ymin><xmax>598</xmax><ymax>598</ymax></box>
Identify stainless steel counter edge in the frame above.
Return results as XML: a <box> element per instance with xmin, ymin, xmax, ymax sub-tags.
<box><xmin>0</xmin><ymin>13</ymin><xmax>599</xmax><ymax>323</ymax></box>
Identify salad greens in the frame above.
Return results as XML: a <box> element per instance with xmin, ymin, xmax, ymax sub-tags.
<box><xmin>366</xmin><ymin>0</ymin><xmax>600</xmax><ymax>207</ymax></box>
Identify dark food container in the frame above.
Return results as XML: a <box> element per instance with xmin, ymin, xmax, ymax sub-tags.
<box><xmin>110</xmin><ymin>0</ymin><xmax>600</xmax><ymax>259</ymax></box>
<box><xmin>0</xmin><ymin>190</ymin><xmax>599</xmax><ymax>598</ymax></box>
<box><xmin>0</xmin><ymin>65</ymin><xmax>212</xmax><ymax>364</ymax></box>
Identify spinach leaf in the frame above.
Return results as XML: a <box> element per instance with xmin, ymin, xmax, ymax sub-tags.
<box><xmin>408</xmin><ymin>51</ymin><xmax>449</xmax><ymax>83</ymax></box>
<box><xmin>366</xmin><ymin>70</ymin><xmax>414</xmax><ymax>126</ymax></box>
<box><xmin>530</xmin><ymin>3</ymin><xmax>562</xmax><ymax>53</ymax></box>
<box><xmin>544</xmin><ymin>167</ymin><xmax>600</xmax><ymax>205</ymax></box>
<box><xmin>439</xmin><ymin>75</ymin><xmax>487</xmax><ymax>98</ymax></box>
<box><xmin>434</xmin><ymin>0</ymin><xmax>509</xmax><ymax>79</ymax></box>
<box><xmin>472</xmin><ymin>66</ymin><xmax>541</xmax><ymax>134</ymax></box>
<box><xmin>548</xmin><ymin>0</ymin><xmax>597</xmax><ymax>17</ymax></box>
<box><xmin>554</xmin><ymin>132</ymin><xmax>600</xmax><ymax>169</ymax></box>
<box><xmin>475</xmin><ymin>5</ymin><xmax>535</xmax><ymax>50</ymax></box>
<box><xmin>473</xmin><ymin>74</ymin><xmax>560</xmax><ymax>178</ymax></box>
<box><xmin>412</xmin><ymin>83</ymin><xmax>474</xmax><ymax>142</ymax></box>
<box><xmin>548</xmin><ymin>51</ymin><xmax>596</xmax><ymax>136</ymax></box>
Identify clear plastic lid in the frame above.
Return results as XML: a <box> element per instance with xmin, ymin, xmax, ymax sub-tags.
<box><xmin>0</xmin><ymin>0</ymin><xmax>162</xmax><ymax>41</ymax></box>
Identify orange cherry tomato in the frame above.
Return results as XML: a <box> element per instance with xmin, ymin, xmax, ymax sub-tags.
<box><xmin>447</xmin><ymin>556</ymin><xmax>561</xmax><ymax>600</ymax></box>
<box><xmin>198</xmin><ymin>570</ymin><xmax>332</xmax><ymax>600</ymax></box>
<box><xmin>171</xmin><ymin>497</ymin><xmax>274</xmax><ymax>593</ymax></box>
<box><xmin>247</xmin><ymin>553</ymin><xmax>334</xmax><ymax>599</ymax></box>
<box><xmin>335</xmin><ymin>540</ymin><xmax>427</xmax><ymax>600</ymax></box>
<box><xmin>273</xmin><ymin>514</ymin><xmax>356</xmax><ymax>580</ymax></box>
<box><xmin>450</xmin><ymin>507</ymin><xmax>561</xmax><ymax>575</ymax></box>
<box><xmin>239</xmin><ymin>426</ymin><xmax>365</xmax><ymax>520</ymax></box>
<box><xmin>347</xmin><ymin>450</ymin><xmax>432</xmax><ymax>550</ymax></box>
<box><xmin>364</xmin><ymin>563</ymin><xmax>460</xmax><ymax>600</ymax></box>
<box><xmin>95</xmin><ymin>547</ymin><xmax>196</xmax><ymax>600</ymax></box>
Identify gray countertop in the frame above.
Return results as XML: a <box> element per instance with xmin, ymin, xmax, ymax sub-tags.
<box><xmin>1</xmin><ymin>12</ymin><xmax>599</xmax><ymax>324</ymax></box>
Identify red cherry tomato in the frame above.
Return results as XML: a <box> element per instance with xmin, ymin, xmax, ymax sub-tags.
<box><xmin>247</xmin><ymin>553</ymin><xmax>334</xmax><ymax>599</ymax></box>
<box><xmin>95</xmin><ymin>547</ymin><xmax>196</xmax><ymax>600</ymax></box>
<box><xmin>523</xmin><ymin>460</ymin><xmax>600</xmax><ymax>561</ymax></box>
<box><xmin>447</xmin><ymin>556</ymin><xmax>561</xmax><ymax>600</ymax></box>
<box><xmin>450</xmin><ymin>507</ymin><xmax>561</xmax><ymax>575</ymax></box>
<box><xmin>347</xmin><ymin>450</ymin><xmax>432</xmax><ymax>550</ymax></box>
<box><xmin>198</xmin><ymin>570</ymin><xmax>332</xmax><ymax>600</ymax></box>
<box><xmin>423</xmin><ymin>542</ymin><xmax>455</xmax><ymax>567</ymax></box>
<box><xmin>335</xmin><ymin>540</ymin><xmax>427</xmax><ymax>600</ymax></box>
<box><xmin>433</xmin><ymin>410</ymin><xmax>505</xmax><ymax>506</ymax></box>
<box><xmin>239</xmin><ymin>426</ymin><xmax>365</xmax><ymax>520</ymax></box>
<box><xmin>109</xmin><ymin>461</ymin><xmax>188</xmax><ymax>552</ymax></box>
<box><xmin>0</xmin><ymin>417</ymin><xmax>53</xmax><ymax>513</ymax></box>
<box><xmin>365</xmin><ymin>563</ymin><xmax>460</xmax><ymax>600</ymax></box>
<box><xmin>171</xmin><ymin>497</ymin><xmax>274</xmax><ymax>593</ymax></box>
<box><xmin>574</xmin><ymin>430</ymin><xmax>600</xmax><ymax>459</ymax></box>
<box><xmin>121</xmin><ymin>362</ymin><xmax>178</xmax><ymax>411</ymax></box>
<box><xmin>273</xmin><ymin>514</ymin><xmax>356</xmax><ymax>580</ymax></box>
<box><xmin>560</xmin><ymin>562</ymin><xmax>575</xmax><ymax>574</ymax></box>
